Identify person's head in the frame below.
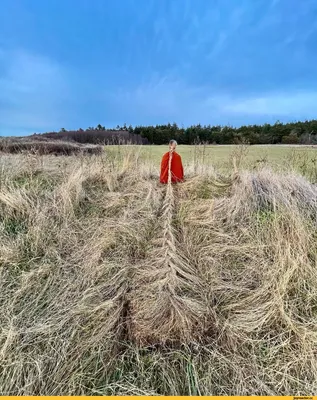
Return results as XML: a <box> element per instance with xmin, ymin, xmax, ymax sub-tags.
<box><xmin>169</xmin><ymin>139</ymin><xmax>177</xmax><ymax>151</ymax></box>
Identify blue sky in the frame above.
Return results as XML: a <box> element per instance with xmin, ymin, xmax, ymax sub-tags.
<box><xmin>0</xmin><ymin>0</ymin><xmax>317</xmax><ymax>136</ymax></box>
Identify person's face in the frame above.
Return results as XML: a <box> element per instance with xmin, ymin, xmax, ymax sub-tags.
<box><xmin>169</xmin><ymin>142</ymin><xmax>176</xmax><ymax>151</ymax></box>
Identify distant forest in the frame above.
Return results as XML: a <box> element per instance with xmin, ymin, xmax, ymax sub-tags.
<box><xmin>33</xmin><ymin>120</ymin><xmax>317</xmax><ymax>145</ymax></box>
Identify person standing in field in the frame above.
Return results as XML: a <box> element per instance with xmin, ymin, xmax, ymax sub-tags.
<box><xmin>160</xmin><ymin>140</ymin><xmax>184</xmax><ymax>184</ymax></box>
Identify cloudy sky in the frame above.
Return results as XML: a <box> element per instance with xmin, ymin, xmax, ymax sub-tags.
<box><xmin>0</xmin><ymin>0</ymin><xmax>316</xmax><ymax>135</ymax></box>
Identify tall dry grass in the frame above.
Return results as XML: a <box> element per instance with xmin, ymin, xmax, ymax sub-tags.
<box><xmin>0</xmin><ymin>147</ymin><xmax>317</xmax><ymax>395</ymax></box>
<box><xmin>0</xmin><ymin>138</ymin><xmax>103</xmax><ymax>155</ymax></box>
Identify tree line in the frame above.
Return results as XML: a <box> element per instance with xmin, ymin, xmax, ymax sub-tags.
<box><xmin>134</xmin><ymin>120</ymin><xmax>317</xmax><ymax>145</ymax></box>
<box><xmin>36</xmin><ymin>119</ymin><xmax>317</xmax><ymax>145</ymax></box>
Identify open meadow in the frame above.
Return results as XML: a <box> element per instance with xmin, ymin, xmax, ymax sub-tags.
<box><xmin>109</xmin><ymin>144</ymin><xmax>317</xmax><ymax>178</ymax></box>
<box><xmin>0</xmin><ymin>144</ymin><xmax>317</xmax><ymax>395</ymax></box>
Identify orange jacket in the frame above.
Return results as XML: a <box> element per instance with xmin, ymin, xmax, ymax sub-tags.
<box><xmin>160</xmin><ymin>151</ymin><xmax>184</xmax><ymax>184</ymax></box>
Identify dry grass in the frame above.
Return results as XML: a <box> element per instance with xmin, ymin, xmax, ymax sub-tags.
<box><xmin>0</xmin><ymin>138</ymin><xmax>103</xmax><ymax>156</ymax></box>
<box><xmin>0</xmin><ymin>146</ymin><xmax>317</xmax><ymax>395</ymax></box>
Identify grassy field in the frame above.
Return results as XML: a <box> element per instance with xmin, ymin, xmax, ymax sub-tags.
<box><xmin>108</xmin><ymin>144</ymin><xmax>317</xmax><ymax>178</ymax></box>
<box><xmin>0</xmin><ymin>145</ymin><xmax>317</xmax><ymax>395</ymax></box>
<box><xmin>137</xmin><ymin>143</ymin><xmax>317</xmax><ymax>163</ymax></box>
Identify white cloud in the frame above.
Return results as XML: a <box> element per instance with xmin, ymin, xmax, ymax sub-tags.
<box><xmin>222</xmin><ymin>92</ymin><xmax>317</xmax><ymax>117</ymax></box>
<box><xmin>112</xmin><ymin>77</ymin><xmax>205</xmax><ymax>124</ymax></box>
<box><xmin>0</xmin><ymin>49</ymin><xmax>69</xmax><ymax>136</ymax></box>
<box><xmin>113</xmin><ymin>76</ymin><xmax>317</xmax><ymax>125</ymax></box>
